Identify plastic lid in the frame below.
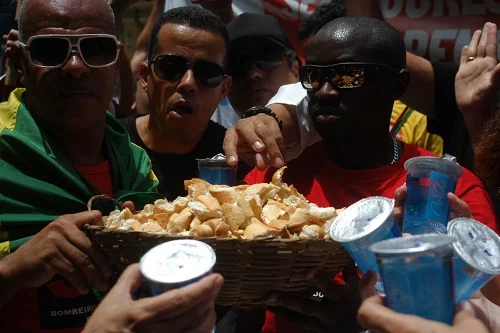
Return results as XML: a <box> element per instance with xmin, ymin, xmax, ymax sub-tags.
<box><xmin>448</xmin><ymin>218</ymin><xmax>500</xmax><ymax>274</ymax></box>
<box><xmin>369</xmin><ymin>234</ymin><xmax>455</xmax><ymax>256</ymax></box>
<box><xmin>197</xmin><ymin>153</ymin><xmax>234</xmax><ymax>167</ymax></box>
<box><xmin>404</xmin><ymin>156</ymin><xmax>463</xmax><ymax>179</ymax></box>
<box><xmin>140</xmin><ymin>240</ymin><xmax>216</xmax><ymax>284</ymax></box>
<box><xmin>330</xmin><ymin>197</ymin><xmax>394</xmax><ymax>242</ymax></box>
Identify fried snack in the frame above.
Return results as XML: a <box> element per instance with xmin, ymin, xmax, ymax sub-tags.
<box><xmin>103</xmin><ymin>168</ymin><xmax>343</xmax><ymax>241</ymax></box>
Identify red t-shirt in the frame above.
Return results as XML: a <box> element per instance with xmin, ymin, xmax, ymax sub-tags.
<box><xmin>1</xmin><ymin>161</ymin><xmax>114</xmax><ymax>333</ymax></box>
<box><xmin>244</xmin><ymin>142</ymin><xmax>498</xmax><ymax>333</ymax></box>
<box><xmin>75</xmin><ymin>160</ymin><xmax>114</xmax><ymax>197</ymax></box>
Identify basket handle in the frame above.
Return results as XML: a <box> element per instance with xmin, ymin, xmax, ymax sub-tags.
<box><xmin>87</xmin><ymin>195</ymin><xmax>123</xmax><ymax>211</ymax></box>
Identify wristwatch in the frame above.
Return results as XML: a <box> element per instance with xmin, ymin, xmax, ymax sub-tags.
<box><xmin>242</xmin><ymin>106</ymin><xmax>283</xmax><ymax>131</ymax></box>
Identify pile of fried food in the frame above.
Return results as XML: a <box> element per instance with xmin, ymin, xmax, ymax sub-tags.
<box><xmin>104</xmin><ymin>167</ymin><xmax>344</xmax><ymax>240</ymax></box>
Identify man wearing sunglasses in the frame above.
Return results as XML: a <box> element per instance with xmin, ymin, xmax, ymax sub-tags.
<box><xmin>243</xmin><ymin>17</ymin><xmax>497</xmax><ymax>333</ymax></box>
<box><xmin>209</xmin><ymin>13</ymin><xmax>300</xmax><ymax>131</ymax></box>
<box><xmin>0</xmin><ymin>0</ymin><xmax>214</xmax><ymax>331</ymax></box>
<box><xmin>122</xmin><ymin>6</ymin><xmax>252</xmax><ymax>201</ymax></box>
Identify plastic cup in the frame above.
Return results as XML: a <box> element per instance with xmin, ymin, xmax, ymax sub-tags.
<box><xmin>448</xmin><ymin>218</ymin><xmax>500</xmax><ymax>303</ymax></box>
<box><xmin>370</xmin><ymin>234</ymin><xmax>456</xmax><ymax>324</ymax></box>
<box><xmin>403</xmin><ymin>157</ymin><xmax>463</xmax><ymax>234</ymax></box>
<box><xmin>140</xmin><ymin>239</ymin><xmax>216</xmax><ymax>295</ymax></box>
<box><xmin>330</xmin><ymin>197</ymin><xmax>402</xmax><ymax>293</ymax></box>
<box><xmin>197</xmin><ymin>153</ymin><xmax>237</xmax><ymax>185</ymax></box>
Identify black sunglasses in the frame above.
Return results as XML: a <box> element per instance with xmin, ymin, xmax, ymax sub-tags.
<box><xmin>300</xmin><ymin>62</ymin><xmax>401</xmax><ymax>91</ymax></box>
<box><xmin>19</xmin><ymin>34</ymin><xmax>120</xmax><ymax>68</ymax></box>
<box><xmin>150</xmin><ymin>54</ymin><xmax>227</xmax><ymax>88</ymax></box>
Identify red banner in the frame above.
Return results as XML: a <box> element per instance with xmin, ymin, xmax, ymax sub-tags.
<box><xmin>236</xmin><ymin>0</ymin><xmax>499</xmax><ymax>63</ymax></box>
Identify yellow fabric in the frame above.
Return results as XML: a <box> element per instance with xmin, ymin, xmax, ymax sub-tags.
<box><xmin>0</xmin><ymin>241</ymin><xmax>10</xmax><ymax>259</ymax></box>
<box><xmin>390</xmin><ymin>100</ymin><xmax>443</xmax><ymax>156</ymax></box>
<box><xmin>0</xmin><ymin>88</ymin><xmax>23</xmax><ymax>133</ymax></box>
<box><xmin>131</xmin><ymin>142</ymin><xmax>160</xmax><ymax>185</ymax></box>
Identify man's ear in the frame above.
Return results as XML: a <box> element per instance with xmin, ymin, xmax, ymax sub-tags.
<box><xmin>290</xmin><ymin>59</ymin><xmax>299</xmax><ymax>81</ymax></box>
<box><xmin>139</xmin><ymin>61</ymin><xmax>150</xmax><ymax>92</ymax></box>
<box><xmin>219</xmin><ymin>74</ymin><xmax>232</xmax><ymax>102</ymax></box>
<box><xmin>392</xmin><ymin>69</ymin><xmax>410</xmax><ymax>100</ymax></box>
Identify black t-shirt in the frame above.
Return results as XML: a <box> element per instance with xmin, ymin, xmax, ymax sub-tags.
<box><xmin>123</xmin><ymin>115</ymin><xmax>251</xmax><ymax>200</ymax></box>
<box><xmin>427</xmin><ymin>63</ymin><xmax>474</xmax><ymax>170</ymax></box>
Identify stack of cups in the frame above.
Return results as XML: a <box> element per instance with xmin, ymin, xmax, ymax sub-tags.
<box><xmin>403</xmin><ymin>156</ymin><xmax>463</xmax><ymax>235</ymax></box>
<box><xmin>365</xmin><ymin>219</ymin><xmax>500</xmax><ymax>324</ymax></box>
<box><xmin>330</xmin><ymin>197</ymin><xmax>402</xmax><ymax>293</ymax></box>
<box><xmin>369</xmin><ymin>234</ymin><xmax>456</xmax><ymax>324</ymax></box>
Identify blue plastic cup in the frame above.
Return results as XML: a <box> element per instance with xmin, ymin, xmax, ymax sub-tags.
<box><xmin>403</xmin><ymin>157</ymin><xmax>463</xmax><ymax>235</ymax></box>
<box><xmin>447</xmin><ymin>218</ymin><xmax>500</xmax><ymax>303</ymax></box>
<box><xmin>197</xmin><ymin>154</ymin><xmax>237</xmax><ymax>185</ymax></box>
<box><xmin>370</xmin><ymin>234</ymin><xmax>456</xmax><ymax>324</ymax></box>
<box><xmin>330</xmin><ymin>197</ymin><xmax>402</xmax><ymax>293</ymax></box>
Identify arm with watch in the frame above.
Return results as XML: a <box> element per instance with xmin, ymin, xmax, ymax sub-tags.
<box><xmin>223</xmin><ymin>83</ymin><xmax>311</xmax><ymax>171</ymax></box>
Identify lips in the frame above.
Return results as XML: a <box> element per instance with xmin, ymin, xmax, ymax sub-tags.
<box><xmin>168</xmin><ymin>100</ymin><xmax>195</xmax><ymax>118</ymax></box>
<box><xmin>311</xmin><ymin>105</ymin><xmax>348</xmax><ymax>123</ymax></box>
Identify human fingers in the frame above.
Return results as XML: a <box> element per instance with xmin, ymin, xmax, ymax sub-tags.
<box><xmin>477</xmin><ymin>22</ymin><xmax>490</xmax><ymax>58</ymax></box>
<box><xmin>460</xmin><ymin>45</ymin><xmax>469</xmax><ymax>66</ymax></box>
<box><xmin>484</xmin><ymin>22</ymin><xmax>498</xmax><ymax>60</ymax></box>
<box><xmin>223</xmin><ymin>127</ymin><xmax>241</xmax><ymax>166</ymax></box>
<box><xmin>447</xmin><ymin>193</ymin><xmax>472</xmax><ymax>219</ymax></box>
<box><xmin>467</xmin><ymin>30</ymin><xmax>482</xmax><ymax>58</ymax></box>
<box><xmin>253</xmin><ymin>114</ymin><xmax>286</xmax><ymax>168</ymax></box>
<box><xmin>137</xmin><ymin>273</ymin><xmax>223</xmax><ymax>320</ymax></box>
<box><xmin>122</xmin><ymin>201</ymin><xmax>136</xmax><ymax>212</ymax></box>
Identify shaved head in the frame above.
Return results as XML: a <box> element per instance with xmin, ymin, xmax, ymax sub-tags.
<box><xmin>312</xmin><ymin>16</ymin><xmax>406</xmax><ymax>68</ymax></box>
<box><xmin>18</xmin><ymin>0</ymin><xmax>116</xmax><ymax>42</ymax></box>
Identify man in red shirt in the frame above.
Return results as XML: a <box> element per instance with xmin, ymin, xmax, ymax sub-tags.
<box><xmin>243</xmin><ymin>17</ymin><xmax>498</xmax><ymax>333</ymax></box>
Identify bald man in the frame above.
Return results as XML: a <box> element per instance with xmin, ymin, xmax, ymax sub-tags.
<box><xmin>244</xmin><ymin>16</ymin><xmax>497</xmax><ymax>333</ymax></box>
<box><xmin>0</xmin><ymin>0</ymin><xmax>169</xmax><ymax>331</ymax></box>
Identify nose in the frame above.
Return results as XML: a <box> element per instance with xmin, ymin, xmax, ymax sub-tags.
<box><xmin>177</xmin><ymin>69</ymin><xmax>197</xmax><ymax>93</ymax></box>
<box><xmin>246</xmin><ymin>62</ymin><xmax>265</xmax><ymax>81</ymax></box>
<box><xmin>315</xmin><ymin>81</ymin><xmax>340</xmax><ymax>102</ymax></box>
<box><xmin>60</xmin><ymin>51</ymin><xmax>90</xmax><ymax>79</ymax></box>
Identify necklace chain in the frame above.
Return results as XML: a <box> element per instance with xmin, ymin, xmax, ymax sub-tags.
<box><xmin>391</xmin><ymin>138</ymin><xmax>399</xmax><ymax>164</ymax></box>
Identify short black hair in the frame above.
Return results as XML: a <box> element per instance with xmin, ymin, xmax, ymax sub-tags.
<box><xmin>316</xmin><ymin>16</ymin><xmax>406</xmax><ymax>68</ymax></box>
<box><xmin>297</xmin><ymin>1</ymin><xmax>347</xmax><ymax>41</ymax></box>
<box><xmin>148</xmin><ymin>6</ymin><xmax>229</xmax><ymax>64</ymax></box>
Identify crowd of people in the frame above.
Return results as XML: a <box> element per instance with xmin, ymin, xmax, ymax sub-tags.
<box><xmin>0</xmin><ymin>0</ymin><xmax>499</xmax><ymax>332</ymax></box>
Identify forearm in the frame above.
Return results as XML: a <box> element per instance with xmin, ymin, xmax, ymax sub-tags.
<box><xmin>131</xmin><ymin>0</ymin><xmax>165</xmax><ymax>75</ymax></box>
<box><xmin>463</xmin><ymin>106</ymin><xmax>495</xmax><ymax>145</ymax></box>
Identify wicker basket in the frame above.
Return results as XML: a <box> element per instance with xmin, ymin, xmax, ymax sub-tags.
<box><xmin>85</xmin><ymin>225</ymin><xmax>351</xmax><ymax>307</ymax></box>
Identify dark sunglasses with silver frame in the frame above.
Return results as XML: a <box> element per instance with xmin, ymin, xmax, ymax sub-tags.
<box><xmin>149</xmin><ymin>54</ymin><xmax>227</xmax><ymax>88</ymax></box>
<box><xmin>19</xmin><ymin>34</ymin><xmax>121</xmax><ymax>69</ymax></box>
<box><xmin>300</xmin><ymin>62</ymin><xmax>402</xmax><ymax>91</ymax></box>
